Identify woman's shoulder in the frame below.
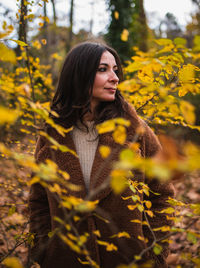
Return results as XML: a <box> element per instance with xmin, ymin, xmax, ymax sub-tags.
<box><xmin>34</xmin><ymin>126</ymin><xmax>58</xmax><ymax>160</ymax></box>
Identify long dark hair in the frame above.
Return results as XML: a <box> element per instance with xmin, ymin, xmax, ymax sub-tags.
<box><xmin>50</xmin><ymin>41</ymin><xmax>131</xmax><ymax>128</ymax></box>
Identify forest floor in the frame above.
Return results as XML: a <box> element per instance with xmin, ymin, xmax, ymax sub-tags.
<box><xmin>0</xmin><ymin>138</ymin><xmax>200</xmax><ymax>268</ymax></box>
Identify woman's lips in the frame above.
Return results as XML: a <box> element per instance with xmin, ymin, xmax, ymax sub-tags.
<box><xmin>104</xmin><ymin>88</ymin><xmax>116</xmax><ymax>93</ymax></box>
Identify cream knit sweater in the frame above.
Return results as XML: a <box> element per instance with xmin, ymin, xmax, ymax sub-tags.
<box><xmin>71</xmin><ymin>122</ymin><xmax>99</xmax><ymax>191</ymax></box>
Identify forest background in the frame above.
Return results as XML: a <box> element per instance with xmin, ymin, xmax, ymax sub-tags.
<box><xmin>0</xmin><ymin>0</ymin><xmax>200</xmax><ymax>267</ymax></box>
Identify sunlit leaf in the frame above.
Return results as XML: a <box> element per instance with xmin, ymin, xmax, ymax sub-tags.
<box><xmin>110</xmin><ymin>169</ymin><xmax>128</xmax><ymax>194</ymax></box>
<box><xmin>153</xmin><ymin>244</ymin><xmax>162</xmax><ymax>255</ymax></box>
<box><xmin>113</xmin><ymin>125</ymin><xmax>126</xmax><ymax>145</ymax></box>
<box><xmin>99</xmin><ymin>145</ymin><xmax>111</xmax><ymax>158</ymax></box>
<box><xmin>114</xmin><ymin>11</ymin><xmax>119</xmax><ymax>20</ymax></box>
<box><xmin>9</xmin><ymin>39</ymin><xmax>28</xmax><ymax>47</ymax></box>
<box><xmin>97</xmin><ymin>240</ymin><xmax>118</xmax><ymax>251</ymax></box>
<box><xmin>180</xmin><ymin>100</ymin><xmax>195</xmax><ymax>125</ymax></box>
<box><xmin>121</xmin><ymin>29</ymin><xmax>129</xmax><ymax>42</ymax></box>
<box><xmin>0</xmin><ymin>106</ymin><xmax>19</xmax><ymax>125</ymax></box>
<box><xmin>2</xmin><ymin>257</ymin><xmax>23</xmax><ymax>268</ymax></box>
<box><xmin>0</xmin><ymin>43</ymin><xmax>16</xmax><ymax>63</ymax></box>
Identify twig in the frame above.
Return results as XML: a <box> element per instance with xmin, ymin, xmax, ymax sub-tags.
<box><xmin>130</xmin><ymin>216</ymin><xmax>200</xmax><ymax>265</ymax></box>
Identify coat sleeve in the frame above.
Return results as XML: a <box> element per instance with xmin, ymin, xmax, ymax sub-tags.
<box><xmin>28</xmin><ymin>136</ymin><xmax>51</xmax><ymax>265</ymax></box>
<box><xmin>141</xmin><ymin>122</ymin><xmax>175</xmax><ymax>267</ymax></box>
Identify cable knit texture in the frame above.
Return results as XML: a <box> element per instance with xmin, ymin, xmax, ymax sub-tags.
<box><xmin>71</xmin><ymin>122</ymin><xmax>99</xmax><ymax>192</ymax></box>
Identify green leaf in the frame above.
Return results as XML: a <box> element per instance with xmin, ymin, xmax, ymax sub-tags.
<box><xmin>174</xmin><ymin>37</ymin><xmax>186</xmax><ymax>46</ymax></box>
<box><xmin>8</xmin><ymin>206</ymin><xmax>16</xmax><ymax>216</ymax></box>
<box><xmin>187</xmin><ymin>232</ymin><xmax>197</xmax><ymax>244</ymax></box>
<box><xmin>153</xmin><ymin>244</ymin><xmax>162</xmax><ymax>255</ymax></box>
<box><xmin>137</xmin><ymin>204</ymin><xmax>144</xmax><ymax>212</ymax></box>
<box><xmin>129</xmin><ymin>184</ymin><xmax>136</xmax><ymax>193</ymax></box>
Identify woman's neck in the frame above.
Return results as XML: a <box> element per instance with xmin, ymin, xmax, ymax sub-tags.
<box><xmin>83</xmin><ymin>111</ymin><xmax>94</xmax><ymax>122</ymax></box>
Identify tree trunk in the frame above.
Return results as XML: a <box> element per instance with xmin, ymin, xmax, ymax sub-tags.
<box><xmin>43</xmin><ymin>0</ymin><xmax>49</xmax><ymax>65</ymax></box>
<box><xmin>50</xmin><ymin>0</ymin><xmax>57</xmax><ymax>25</ymax></box>
<box><xmin>16</xmin><ymin>0</ymin><xmax>27</xmax><ymax>56</ymax></box>
<box><xmin>67</xmin><ymin>0</ymin><xmax>74</xmax><ymax>51</ymax></box>
<box><xmin>89</xmin><ymin>1</ymin><xmax>94</xmax><ymax>34</ymax></box>
<box><xmin>138</xmin><ymin>0</ymin><xmax>148</xmax><ymax>52</ymax></box>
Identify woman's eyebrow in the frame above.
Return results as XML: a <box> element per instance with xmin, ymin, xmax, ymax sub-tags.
<box><xmin>99</xmin><ymin>63</ymin><xmax>118</xmax><ymax>68</ymax></box>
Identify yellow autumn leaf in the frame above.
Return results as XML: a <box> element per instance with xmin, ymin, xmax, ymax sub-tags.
<box><xmin>58</xmin><ymin>169</ymin><xmax>70</xmax><ymax>180</ymax></box>
<box><xmin>66</xmin><ymin>199</ymin><xmax>99</xmax><ymax>212</ymax></box>
<box><xmin>146</xmin><ymin>210</ymin><xmax>154</xmax><ymax>217</ymax></box>
<box><xmin>99</xmin><ymin>145</ymin><xmax>111</xmax><ymax>158</ymax></box>
<box><xmin>179</xmin><ymin>64</ymin><xmax>195</xmax><ymax>84</ymax></box>
<box><xmin>73</xmin><ymin>216</ymin><xmax>80</xmax><ymax>222</ymax></box>
<box><xmin>180</xmin><ymin>100</ymin><xmax>196</xmax><ymax>125</ymax></box>
<box><xmin>2</xmin><ymin>257</ymin><xmax>23</xmax><ymax>268</ymax></box>
<box><xmin>111</xmin><ymin>231</ymin><xmax>130</xmax><ymax>239</ymax></box>
<box><xmin>137</xmin><ymin>204</ymin><xmax>144</xmax><ymax>212</ymax></box>
<box><xmin>28</xmin><ymin>176</ymin><xmax>40</xmax><ymax>185</ymax></box>
<box><xmin>41</xmin><ymin>39</ymin><xmax>47</xmax><ymax>45</ymax></box>
<box><xmin>130</xmin><ymin>219</ymin><xmax>141</xmax><ymax>224</ymax></box>
<box><xmin>106</xmin><ymin>243</ymin><xmax>118</xmax><ymax>251</ymax></box>
<box><xmin>121</xmin><ymin>29</ymin><xmax>129</xmax><ymax>42</ymax></box>
<box><xmin>96</xmin><ymin>120</ymin><xmax>115</xmax><ymax>134</ymax></box>
<box><xmin>77</xmin><ymin>258</ymin><xmax>90</xmax><ymax>265</ymax></box>
<box><xmin>138</xmin><ymin>66</ymin><xmax>154</xmax><ymax>83</ymax></box>
<box><xmin>32</xmin><ymin>40</ymin><xmax>41</xmax><ymax>49</ymax></box>
<box><xmin>0</xmin><ymin>106</ymin><xmax>19</xmax><ymax>125</ymax></box>
<box><xmin>159</xmin><ymin>207</ymin><xmax>175</xmax><ymax>214</ymax></box>
<box><xmin>138</xmin><ymin>235</ymin><xmax>145</xmax><ymax>241</ymax></box>
<box><xmin>178</xmin><ymin>84</ymin><xmax>198</xmax><ymax>97</ymax></box>
<box><xmin>49</xmin><ymin>183</ymin><xmax>62</xmax><ymax>194</ymax></box>
<box><xmin>67</xmin><ymin>233</ymin><xmax>77</xmax><ymax>241</ymax></box>
<box><xmin>145</xmin><ymin>201</ymin><xmax>152</xmax><ymax>209</ymax></box>
<box><xmin>161</xmin><ymin>226</ymin><xmax>171</xmax><ymax>232</ymax></box>
<box><xmin>97</xmin><ymin>240</ymin><xmax>118</xmax><ymax>251</ymax></box>
<box><xmin>112</xmin><ymin>125</ymin><xmax>126</xmax><ymax>145</ymax></box>
<box><xmin>59</xmin><ymin>233</ymin><xmax>81</xmax><ymax>254</ymax></box>
<box><xmin>93</xmin><ymin>230</ymin><xmax>101</xmax><ymax>237</ymax></box>
<box><xmin>155</xmin><ymin>38</ymin><xmax>173</xmax><ymax>46</ymax></box>
<box><xmin>0</xmin><ymin>24</ymin><xmax>13</xmax><ymax>38</ymax></box>
<box><xmin>129</xmin><ymin>142</ymin><xmax>140</xmax><ymax>153</ymax></box>
<box><xmin>114</xmin><ymin>117</ymin><xmax>130</xmax><ymax>127</ymax></box>
<box><xmin>114</xmin><ymin>11</ymin><xmax>119</xmax><ymax>19</ymax></box>
<box><xmin>0</xmin><ymin>43</ymin><xmax>16</xmax><ymax>63</ymax></box>
<box><xmin>51</xmin><ymin>53</ymin><xmax>63</xmax><ymax>60</ymax></box>
<box><xmin>124</xmin><ymin>61</ymin><xmax>144</xmax><ymax>73</ymax></box>
<box><xmin>110</xmin><ymin>169</ymin><xmax>127</xmax><ymax>194</ymax></box>
<box><xmin>10</xmin><ymin>39</ymin><xmax>28</xmax><ymax>47</ymax></box>
<box><xmin>127</xmin><ymin>205</ymin><xmax>137</xmax><ymax>210</ymax></box>
<box><xmin>62</xmin><ymin>196</ymin><xmax>82</xmax><ymax>209</ymax></box>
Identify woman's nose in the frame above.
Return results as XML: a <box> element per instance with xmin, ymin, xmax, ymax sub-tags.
<box><xmin>109</xmin><ymin>70</ymin><xmax>119</xmax><ymax>83</ymax></box>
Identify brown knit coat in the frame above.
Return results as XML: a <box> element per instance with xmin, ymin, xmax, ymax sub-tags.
<box><xmin>29</xmin><ymin>107</ymin><xmax>175</xmax><ymax>268</ymax></box>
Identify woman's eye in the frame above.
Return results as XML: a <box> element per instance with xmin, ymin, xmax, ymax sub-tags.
<box><xmin>98</xmin><ymin>67</ymin><xmax>107</xmax><ymax>72</ymax></box>
<box><xmin>114</xmin><ymin>69</ymin><xmax>118</xmax><ymax>74</ymax></box>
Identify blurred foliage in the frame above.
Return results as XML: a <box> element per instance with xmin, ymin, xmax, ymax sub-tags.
<box><xmin>119</xmin><ymin>37</ymin><xmax>200</xmax><ymax>143</ymax></box>
<box><xmin>0</xmin><ymin>1</ymin><xmax>200</xmax><ymax>267</ymax></box>
<box><xmin>106</xmin><ymin>0</ymin><xmax>148</xmax><ymax>62</ymax></box>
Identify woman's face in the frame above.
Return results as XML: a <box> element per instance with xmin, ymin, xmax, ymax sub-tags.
<box><xmin>91</xmin><ymin>50</ymin><xmax>119</xmax><ymax>110</ymax></box>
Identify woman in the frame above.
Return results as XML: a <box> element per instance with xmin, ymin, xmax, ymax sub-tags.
<box><xmin>29</xmin><ymin>42</ymin><xmax>174</xmax><ymax>268</ymax></box>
